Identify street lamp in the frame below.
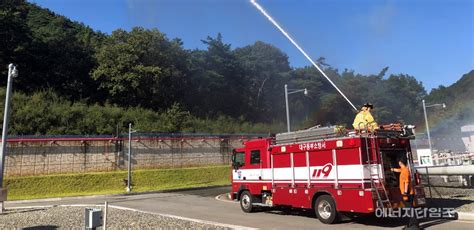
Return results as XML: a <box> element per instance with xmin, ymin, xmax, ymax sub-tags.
<box><xmin>0</xmin><ymin>64</ymin><xmax>18</xmax><ymax>213</ymax></box>
<box><xmin>285</xmin><ymin>84</ymin><xmax>308</xmax><ymax>132</ymax></box>
<box><xmin>422</xmin><ymin>99</ymin><xmax>446</xmax><ymax>155</ymax></box>
<box><xmin>127</xmin><ymin>123</ymin><xmax>137</xmax><ymax>192</ymax></box>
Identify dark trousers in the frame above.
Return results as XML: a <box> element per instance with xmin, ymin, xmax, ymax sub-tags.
<box><xmin>403</xmin><ymin>195</ymin><xmax>420</xmax><ymax>230</ymax></box>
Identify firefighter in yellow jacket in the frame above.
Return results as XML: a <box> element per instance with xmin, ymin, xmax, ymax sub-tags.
<box><xmin>352</xmin><ymin>103</ymin><xmax>378</xmax><ymax>131</ymax></box>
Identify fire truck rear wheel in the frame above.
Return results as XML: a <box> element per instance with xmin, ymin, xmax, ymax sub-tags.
<box><xmin>314</xmin><ymin>195</ymin><xmax>338</xmax><ymax>224</ymax></box>
<box><xmin>240</xmin><ymin>191</ymin><xmax>254</xmax><ymax>213</ymax></box>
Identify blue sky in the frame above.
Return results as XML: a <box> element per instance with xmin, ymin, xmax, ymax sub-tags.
<box><xmin>30</xmin><ymin>0</ymin><xmax>473</xmax><ymax>91</ymax></box>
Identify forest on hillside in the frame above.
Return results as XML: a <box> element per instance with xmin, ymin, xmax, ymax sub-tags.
<box><xmin>1</xmin><ymin>0</ymin><xmax>472</xmax><ymax>136</ymax></box>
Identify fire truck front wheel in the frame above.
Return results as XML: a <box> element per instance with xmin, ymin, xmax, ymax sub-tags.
<box><xmin>240</xmin><ymin>191</ymin><xmax>255</xmax><ymax>213</ymax></box>
<box><xmin>314</xmin><ymin>195</ymin><xmax>338</xmax><ymax>224</ymax></box>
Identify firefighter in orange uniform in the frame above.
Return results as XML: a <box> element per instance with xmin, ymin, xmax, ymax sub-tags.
<box><xmin>352</xmin><ymin>103</ymin><xmax>378</xmax><ymax>131</ymax></box>
<box><xmin>391</xmin><ymin>159</ymin><xmax>414</xmax><ymax>202</ymax></box>
<box><xmin>391</xmin><ymin>159</ymin><xmax>420</xmax><ymax>230</ymax></box>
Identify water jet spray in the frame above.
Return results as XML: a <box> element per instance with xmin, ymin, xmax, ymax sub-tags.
<box><xmin>250</xmin><ymin>0</ymin><xmax>358</xmax><ymax>112</ymax></box>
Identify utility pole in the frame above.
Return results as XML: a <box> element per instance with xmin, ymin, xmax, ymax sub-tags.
<box><xmin>422</xmin><ymin>100</ymin><xmax>432</xmax><ymax>155</ymax></box>
<box><xmin>285</xmin><ymin>84</ymin><xmax>290</xmax><ymax>132</ymax></box>
<box><xmin>127</xmin><ymin>123</ymin><xmax>132</xmax><ymax>192</ymax></box>
<box><xmin>0</xmin><ymin>64</ymin><xmax>18</xmax><ymax>212</ymax></box>
<box><xmin>422</xmin><ymin>100</ymin><xmax>446</xmax><ymax>156</ymax></box>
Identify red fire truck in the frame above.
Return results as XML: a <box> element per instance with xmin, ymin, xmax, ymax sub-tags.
<box><xmin>230</xmin><ymin>126</ymin><xmax>425</xmax><ymax>224</ymax></box>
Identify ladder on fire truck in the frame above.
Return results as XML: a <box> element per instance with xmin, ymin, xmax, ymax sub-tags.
<box><xmin>363</xmin><ymin>132</ymin><xmax>392</xmax><ymax>209</ymax></box>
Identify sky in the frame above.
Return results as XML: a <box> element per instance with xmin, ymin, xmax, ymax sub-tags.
<box><xmin>29</xmin><ymin>0</ymin><xmax>473</xmax><ymax>91</ymax></box>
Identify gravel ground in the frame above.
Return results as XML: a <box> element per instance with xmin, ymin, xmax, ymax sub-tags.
<box><xmin>423</xmin><ymin>176</ymin><xmax>474</xmax><ymax>212</ymax></box>
<box><xmin>0</xmin><ymin>206</ymin><xmax>232</xmax><ymax>229</ymax></box>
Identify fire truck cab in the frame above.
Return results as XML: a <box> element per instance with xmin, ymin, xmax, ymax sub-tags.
<box><xmin>231</xmin><ymin>126</ymin><xmax>425</xmax><ymax>224</ymax></box>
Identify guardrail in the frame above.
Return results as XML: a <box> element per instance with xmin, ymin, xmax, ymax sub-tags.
<box><xmin>416</xmin><ymin>164</ymin><xmax>474</xmax><ymax>194</ymax></box>
<box><xmin>416</xmin><ymin>164</ymin><xmax>474</xmax><ymax>175</ymax></box>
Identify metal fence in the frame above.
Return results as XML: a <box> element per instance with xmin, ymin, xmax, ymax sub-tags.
<box><xmin>4</xmin><ymin>133</ymin><xmax>268</xmax><ymax>176</ymax></box>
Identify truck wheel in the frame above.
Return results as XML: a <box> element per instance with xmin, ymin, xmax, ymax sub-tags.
<box><xmin>240</xmin><ymin>191</ymin><xmax>254</xmax><ymax>213</ymax></box>
<box><xmin>314</xmin><ymin>195</ymin><xmax>338</xmax><ymax>224</ymax></box>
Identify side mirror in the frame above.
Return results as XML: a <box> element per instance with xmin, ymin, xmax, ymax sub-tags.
<box><xmin>231</xmin><ymin>150</ymin><xmax>237</xmax><ymax>170</ymax></box>
<box><xmin>233</xmin><ymin>163</ymin><xmax>240</xmax><ymax>171</ymax></box>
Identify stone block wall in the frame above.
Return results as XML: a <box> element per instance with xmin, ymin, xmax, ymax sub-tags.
<box><xmin>3</xmin><ymin>136</ymin><xmax>250</xmax><ymax>176</ymax></box>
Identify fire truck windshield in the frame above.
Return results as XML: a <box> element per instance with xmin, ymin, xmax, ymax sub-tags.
<box><xmin>232</xmin><ymin>151</ymin><xmax>245</xmax><ymax>169</ymax></box>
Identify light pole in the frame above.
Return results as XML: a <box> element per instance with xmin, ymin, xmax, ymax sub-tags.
<box><xmin>0</xmin><ymin>64</ymin><xmax>18</xmax><ymax>212</ymax></box>
<box><xmin>127</xmin><ymin>123</ymin><xmax>137</xmax><ymax>192</ymax></box>
<box><xmin>422</xmin><ymin>99</ymin><xmax>446</xmax><ymax>155</ymax></box>
<box><xmin>285</xmin><ymin>84</ymin><xmax>308</xmax><ymax>132</ymax></box>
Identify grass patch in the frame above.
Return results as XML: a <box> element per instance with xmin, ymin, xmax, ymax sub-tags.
<box><xmin>5</xmin><ymin>165</ymin><xmax>231</xmax><ymax>200</ymax></box>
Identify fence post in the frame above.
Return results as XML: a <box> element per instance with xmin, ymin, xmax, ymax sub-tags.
<box><xmin>32</xmin><ymin>143</ymin><xmax>37</xmax><ymax>175</ymax></box>
<box><xmin>82</xmin><ymin>141</ymin><xmax>88</xmax><ymax>172</ymax></box>
<box><xmin>425</xmin><ymin>167</ymin><xmax>432</xmax><ymax>198</ymax></box>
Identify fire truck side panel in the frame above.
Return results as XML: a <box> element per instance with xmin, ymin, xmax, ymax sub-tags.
<box><xmin>272</xmin><ymin>187</ymin><xmax>294</xmax><ymax>206</ymax></box>
<box><xmin>333</xmin><ymin>190</ymin><xmax>376</xmax><ymax>213</ymax></box>
<box><xmin>267</xmin><ymin>138</ymin><xmax>377</xmax><ymax>212</ymax></box>
<box><xmin>307</xmin><ymin>150</ymin><xmax>333</xmax><ymax>166</ymax></box>
<box><xmin>272</xmin><ymin>187</ymin><xmax>313</xmax><ymax>208</ymax></box>
<box><xmin>271</xmin><ymin>187</ymin><xmax>375</xmax><ymax>212</ymax></box>
<box><xmin>272</xmin><ymin>153</ymin><xmax>291</xmax><ymax>168</ymax></box>
<box><xmin>292</xmin><ymin>188</ymin><xmax>313</xmax><ymax>208</ymax></box>
<box><xmin>335</xmin><ymin>148</ymin><xmax>365</xmax><ymax>189</ymax></box>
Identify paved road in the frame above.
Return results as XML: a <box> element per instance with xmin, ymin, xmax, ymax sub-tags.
<box><xmin>5</xmin><ymin>186</ymin><xmax>473</xmax><ymax>229</ymax></box>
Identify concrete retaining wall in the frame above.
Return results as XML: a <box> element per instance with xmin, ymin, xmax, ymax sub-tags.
<box><xmin>3</xmin><ymin>136</ymin><xmax>250</xmax><ymax>176</ymax></box>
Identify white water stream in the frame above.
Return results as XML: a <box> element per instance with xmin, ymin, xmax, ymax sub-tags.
<box><xmin>250</xmin><ymin>0</ymin><xmax>358</xmax><ymax>111</ymax></box>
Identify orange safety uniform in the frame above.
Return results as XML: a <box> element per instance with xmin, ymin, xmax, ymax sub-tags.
<box><xmin>399</xmin><ymin>167</ymin><xmax>414</xmax><ymax>195</ymax></box>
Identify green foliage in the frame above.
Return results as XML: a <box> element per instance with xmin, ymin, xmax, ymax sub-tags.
<box><xmin>423</xmin><ymin>70</ymin><xmax>474</xmax><ymax>135</ymax></box>
<box><xmin>1</xmin><ymin>1</ymin><xmax>471</xmax><ymax>136</ymax></box>
<box><xmin>1</xmin><ymin>0</ymin><xmax>104</xmax><ymax>100</ymax></box>
<box><xmin>288</xmin><ymin>68</ymin><xmax>427</xmax><ymax>127</ymax></box>
<box><xmin>185</xmin><ymin>33</ymin><xmax>249</xmax><ymax>118</ymax></box>
<box><xmin>234</xmin><ymin>41</ymin><xmax>291</xmax><ymax>121</ymax></box>
<box><xmin>92</xmin><ymin>28</ymin><xmax>188</xmax><ymax>109</ymax></box>
<box><xmin>0</xmin><ymin>0</ymin><xmax>33</xmax><ymax>91</ymax></box>
<box><xmin>0</xmin><ymin>89</ymin><xmax>279</xmax><ymax>134</ymax></box>
<box><xmin>160</xmin><ymin>103</ymin><xmax>191</xmax><ymax>132</ymax></box>
<box><xmin>5</xmin><ymin>165</ymin><xmax>230</xmax><ymax>200</ymax></box>
<box><xmin>185</xmin><ymin>115</ymin><xmax>283</xmax><ymax>134</ymax></box>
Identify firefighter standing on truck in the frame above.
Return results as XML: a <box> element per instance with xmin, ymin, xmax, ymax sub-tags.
<box><xmin>391</xmin><ymin>158</ymin><xmax>420</xmax><ymax>230</ymax></box>
<box><xmin>353</xmin><ymin>103</ymin><xmax>378</xmax><ymax>131</ymax></box>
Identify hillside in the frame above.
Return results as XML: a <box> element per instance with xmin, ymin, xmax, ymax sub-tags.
<box><xmin>422</xmin><ymin>70</ymin><xmax>474</xmax><ymax>151</ymax></box>
<box><xmin>0</xmin><ymin>0</ymin><xmax>472</xmax><ymax>138</ymax></box>
<box><xmin>0</xmin><ymin>0</ymin><xmax>104</xmax><ymax>99</ymax></box>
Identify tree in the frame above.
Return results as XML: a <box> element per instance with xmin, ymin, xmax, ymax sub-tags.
<box><xmin>92</xmin><ymin>27</ymin><xmax>188</xmax><ymax>109</ymax></box>
<box><xmin>381</xmin><ymin>74</ymin><xmax>425</xmax><ymax>123</ymax></box>
<box><xmin>1</xmin><ymin>0</ymin><xmax>105</xmax><ymax>101</ymax></box>
<box><xmin>287</xmin><ymin>66</ymin><xmax>331</xmax><ymax>126</ymax></box>
<box><xmin>234</xmin><ymin>41</ymin><xmax>291</xmax><ymax>121</ymax></box>
<box><xmin>0</xmin><ymin>0</ymin><xmax>32</xmax><ymax>80</ymax></box>
<box><xmin>185</xmin><ymin>33</ymin><xmax>248</xmax><ymax>118</ymax></box>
